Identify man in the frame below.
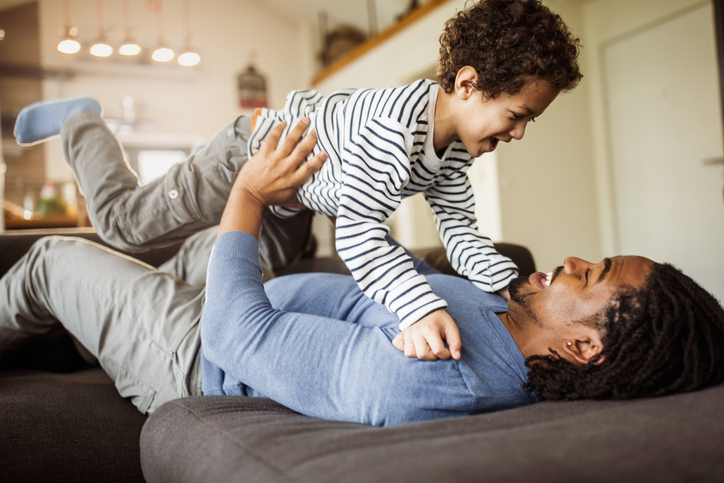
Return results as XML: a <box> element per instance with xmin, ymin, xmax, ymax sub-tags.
<box><xmin>2</xmin><ymin>121</ymin><xmax>723</xmax><ymax>427</ymax></box>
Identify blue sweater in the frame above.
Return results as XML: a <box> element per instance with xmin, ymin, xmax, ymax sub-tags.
<box><xmin>201</xmin><ymin>232</ymin><xmax>536</xmax><ymax>427</ymax></box>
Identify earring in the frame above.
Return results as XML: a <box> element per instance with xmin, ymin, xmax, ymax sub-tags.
<box><xmin>567</xmin><ymin>342</ymin><xmax>572</xmax><ymax>346</ymax></box>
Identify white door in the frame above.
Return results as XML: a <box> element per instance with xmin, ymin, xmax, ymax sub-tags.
<box><xmin>603</xmin><ymin>2</ymin><xmax>724</xmax><ymax>302</ymax></box>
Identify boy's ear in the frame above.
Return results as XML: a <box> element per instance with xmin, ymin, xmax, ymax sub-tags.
<box><xmin>454</xmin><ymin>66</ymin><xmax>479</xmax><ymax>99</ymax></box>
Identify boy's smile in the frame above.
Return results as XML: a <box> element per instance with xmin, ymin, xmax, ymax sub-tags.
<box><xmin>434</xmin><ymin>66</ymin><xmax>560</xmax><ymax>157</ymax></box>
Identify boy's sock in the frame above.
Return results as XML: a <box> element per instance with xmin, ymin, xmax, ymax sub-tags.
<box><xmin>14</xmin><ymin>97</ymin><xmax>102</xmax><ymax>145</ymax></box>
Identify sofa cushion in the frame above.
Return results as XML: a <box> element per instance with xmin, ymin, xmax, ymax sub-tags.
<box><xmin>0</xmin><ymin>368</ymin><xmax>147</xmax><ymax>482</ymax></box>
<box><xmin>141</xmin><ymin>384</ymin><xmax>724</xmax><ymax>482</ymax></box>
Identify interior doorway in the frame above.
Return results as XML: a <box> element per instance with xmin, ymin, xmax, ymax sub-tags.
<box><xmin>603</xmin><ymin>2</ymin><xmax>724</xmax><ymax>301</ymax></box>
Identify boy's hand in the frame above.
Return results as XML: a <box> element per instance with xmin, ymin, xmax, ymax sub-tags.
<box><xmin>392</xmin><ymin>309</ymin><xmax>462</xmax><ymax>361</ymax></box>
<box><xmin>496</xmin><ymin>286</ymin><xmax>510</xmax><ymax>301</ymax></box>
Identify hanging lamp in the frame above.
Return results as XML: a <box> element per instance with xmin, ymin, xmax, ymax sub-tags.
<box><xmin>119</xmin><ymin>0</ymin><xmax>141</xmax><ymax>56</ymax></box>
<box><xmin>151</xmin><ymin>0</ymin><xmax>174</xmax><ymax>62</ymax></box>
<box><xmin>177</xmin><ymin>0</ymin><xmax>200</xmax><ymax>66</ymax></box>
<box><xmin>57</xmin><ymin>0</ymin><xmax>80</xmax><ymax>54</ymax></box>
<box><xmin>89</xmin><ymin>0</ymin><xmax>112</xmax><ymax>57</ymax></box>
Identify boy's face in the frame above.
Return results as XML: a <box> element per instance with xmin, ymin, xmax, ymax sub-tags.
<box><xmin>456</xmin><ymin>77</ymin><xmax>559</xmax><ymax>157</ymax></box>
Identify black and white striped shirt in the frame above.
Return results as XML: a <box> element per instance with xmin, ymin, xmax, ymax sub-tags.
<box><xmin>248</xmin><ymin>80</ymin><xmax>518</xmax><ymax>329</ymax></box>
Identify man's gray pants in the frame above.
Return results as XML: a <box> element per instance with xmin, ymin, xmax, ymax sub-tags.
<box><xmin>0</xmin><ymin>113</ymin><xmax>313</xmax><ymax>413</ymax></box>
<box><xmin>0</xmin><ymin>235</ymin><xmax>206</xmax><ymax>414</ymax></box>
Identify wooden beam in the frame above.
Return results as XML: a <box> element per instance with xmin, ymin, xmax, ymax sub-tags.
<box><xmin>311</xmin><ymin>0</ymin><xmax>453</xmax><ymax>86</ymax></box>
<box><xmin>0</xmin><ymin>63</ymin><xmax>74</xmax><ymax>79</ymax></box>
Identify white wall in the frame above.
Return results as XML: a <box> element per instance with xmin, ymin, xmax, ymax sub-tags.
<box><xmin>38</xmin><ymin>0</ymin><xmax>314</xmax><ymax>180</ymax></box>
<box><xmin>314</xmin><ymin>0</ymin><xmax>504</xmax><ymax>251</ymax></box>
<box><xmin>581</xmin><ymin>0</ymin><xmax>710</xmax><ymax>257</ymax></box>
<box><xmin>315</xmin><ymin>0</ymin><xmax>601</xmax><ymax>272</ymax></box>
<box><xmin>489</xmin><ymin>0</ymin><xmax>599</xmax><ymax>272</ymax></box>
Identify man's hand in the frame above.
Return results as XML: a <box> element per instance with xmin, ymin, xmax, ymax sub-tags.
<box><xmin>392</xmin><ymin>309</ymin><xmax>462</xmax><ymax>361</ymax></box>
<box><xmin>218</xmin><ymin>118</ymin><xmax>328</xmax><ymax>239</ymax></box>
<box><xmin>238</xmin><ymin>118</ymin><xmax>327</xmax><ymax>208</ymax></box>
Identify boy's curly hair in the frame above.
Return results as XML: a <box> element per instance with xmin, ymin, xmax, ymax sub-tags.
<box><xmin>438</xmin><ymin>0</ymin><xmax>583</xmax><ymax>97</ymax></box>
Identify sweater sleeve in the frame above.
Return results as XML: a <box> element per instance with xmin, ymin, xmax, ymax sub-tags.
<box><xmin>200</xmin><ymin>231</ymin><xmax>475</xmax><ymax>427</ymax></box>
<box><xmin>424</xmin><ymin>169</ymin><xmax>518</xmax><ymax>293</ymax></box>
<box><xmin>336</xmin><ymin>116</ymin><xmax>447</xmax><ymax>330</ymax></box>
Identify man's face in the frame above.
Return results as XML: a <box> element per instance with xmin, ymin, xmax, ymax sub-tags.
<box><xmin>508</xmin><ymin>256</ymin><xmax>654</xmax><ymax>331</ymax></box>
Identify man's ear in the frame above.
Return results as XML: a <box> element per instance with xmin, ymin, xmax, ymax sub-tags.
<box><xmin>563</xmin><ymin>330</ymin><xmax>606</xmax><ymax>366</ymax></box>
<box><xmin>454</xmin><ymin>66</ymin><xmax>478</xmax><ymax>100</ymax></box>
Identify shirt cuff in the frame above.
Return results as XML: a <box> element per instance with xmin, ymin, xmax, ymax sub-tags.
<box><xmin>386</xmin><ymin>273</ymin><xmax>449</xmax><ymax>330</ymax></box>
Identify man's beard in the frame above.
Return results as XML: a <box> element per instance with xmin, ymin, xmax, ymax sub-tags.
<box><xmin>508</xmin><ymin>275</ymin><xmax>540</xmax><ymax>325</ymax></box>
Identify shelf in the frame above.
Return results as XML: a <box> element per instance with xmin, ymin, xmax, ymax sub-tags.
<box><xmin>311</xmin><ymin>0</ymin><xmax>452</xmax><ymax>86</ymax></box>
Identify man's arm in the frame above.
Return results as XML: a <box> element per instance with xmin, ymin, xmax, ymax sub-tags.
<box><xmin>218</xmin><ymin>118</ymin><xmax>327</xmax><ymax>239</ymax></box>
<box><xmin>202</xmin><ymin>118</ymin><xmax>473</xmax><ymax>426</ymax></box>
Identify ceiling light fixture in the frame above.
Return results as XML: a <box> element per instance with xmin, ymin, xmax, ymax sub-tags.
<box><xmin>178</xmin><ymin>50</ymin><xmax>200</xmax><ymax>67</ymax></box>
<box><xmin>119</xmin><ymin>0</ymin><xmax>141</xmax><ymax>56</ymax></box>
<box><xmin>177</xmin><ymin>0</ymin><xmax>200</xmax><ymax>67</ymax></box>
<box><xmin>151</xmin><ymin>0</ymin><xmax>174</xmax><ymax>62</ymax></box>
<box><xmin>152</xmin><ymin>46</ymin><xmax>174</xmax><ymax>62</ymax></box>
<box><xmin>57</xmin><ymin>0</ymin><xmax>80</xmax><ymax>55</ymax></box>
<box><xmin>89</xmin><ymin>0</ymin><xmax>112</xmax><ymax>57</ymax></box>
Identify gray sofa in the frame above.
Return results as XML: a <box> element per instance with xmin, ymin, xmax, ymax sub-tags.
<box><xmin>1</xmin><ymin>228</ymin><xmax>723</xmax><ymax>482</ymax></box>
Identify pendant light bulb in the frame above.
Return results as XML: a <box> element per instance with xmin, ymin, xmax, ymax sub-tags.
<box><xmin>119</xmin><ymin>29</ymin><xmax>141</xmax><ymax>56</ymax></box>
<box><xmin>152</xmin><ymin>44</ymin><xmax>174</xmax><ymax>62</ymax></box>
<box><xmin>89</xmin><ymin>0</ymin><xmax>112</xmax><ymax>57</ymax></box>
<box><xmin>178</xmin><ymin>50</ymin><xmax>200</xmax><ymax>67</ymax></box>
<box><xmin>119</xmin><ymin>43</ymin><xmax>141</xmax><ymax>56</ymax></box>
<box><xmin>57</xmin><ymin>26</ymin><xmax>80</xmax><ymax>54</ymax></box>
<box><xmin>90</xmin><ymin>36</ymin><xmax>113</xmax><ymax>57</ymax></box>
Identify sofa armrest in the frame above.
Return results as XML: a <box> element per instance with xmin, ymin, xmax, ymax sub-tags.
<box><xmin>280</xmin><ymin>243</ymin><xmax>536</xmax><ymax>279</ymax></box>
<box><xmin>0</xmin><ymin>228</ymin><xmax>183</xmax><ymax>278</ymax></box>
<box><xmin>416</xmin><ymin>243</ymin><xmax>536</xmax><ymax>278</ymax></box>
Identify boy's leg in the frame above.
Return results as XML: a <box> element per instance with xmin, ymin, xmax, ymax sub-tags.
<box><xmin>61</xmin><ymin>112</ymin><xmax>249</xmax><ymax>251</ymax></box>
<box><xmin>16</xmin><ymin>97</ymin><xmax>315</xmax><ymax>268</ymax></box>
<box><xmin>0</xmin><ymin>236</ymin><xmax>204</xmax><ymax>414</ymax></box>
<box><xmin>61</xmin><ymin>109</ymin><xmax>314</xmax><ymax>269</ymax></box>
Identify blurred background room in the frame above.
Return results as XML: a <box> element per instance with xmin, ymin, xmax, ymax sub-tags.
<box><xmin>1</xmin><ymin>0</ymin><xmax>722</xmax><ymax>302</ymax></box>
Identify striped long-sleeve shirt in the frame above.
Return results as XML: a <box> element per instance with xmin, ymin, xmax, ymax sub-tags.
<box><xmin>247</xmin><ymin>79</ymin><xmax>518</xmax><ymax>329</ymax></box>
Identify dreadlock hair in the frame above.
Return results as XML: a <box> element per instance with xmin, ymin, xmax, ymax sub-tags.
<box><xmin>437</xmin><ymin>0</ymin><xmax>583</xmax><ymax>98</ymax></box>
<box><xmin>525</xmin><ymin>262</ymin><xmax>724</xmax><ymax>401</ymax></box>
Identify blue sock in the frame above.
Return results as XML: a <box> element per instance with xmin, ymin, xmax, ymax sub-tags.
<box><xmin>14</xmin><ymin>97</ymin><xmax>102</xmax><ymax>145</ymax></box>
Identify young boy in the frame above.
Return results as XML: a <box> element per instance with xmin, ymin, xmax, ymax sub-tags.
<box><xmin>14</xmin><ymin>0</ymin><xmax>581</xmax><ymax>360</ymax></box>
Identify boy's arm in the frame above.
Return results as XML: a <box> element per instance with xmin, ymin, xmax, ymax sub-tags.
<box><xmin>424</xmin><ymin>170</ymin><xmax>519</xmax><ymax>294</ymax></box>
<box><xmin>383</xmin><ymin>235</ymin><xmax>461</xmax><ymax>360</ymax></box>
<box><xmin>384</xmin><ymin>234</ymin><xmax>441</xmax><ymax>277</ymax></box>
<box><xmin>336</xmin><ymin>118</ymin><xmax>446</xmax><ymax>327</ymax></box>
<box><xmin>336</xmin><ymin>117</ymin><xmax>461</xmax><ymax>360</ymax></box>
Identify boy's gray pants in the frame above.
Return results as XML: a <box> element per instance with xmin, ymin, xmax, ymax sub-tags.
<box><xmin>0</xmin><ymin>113</ymin><xmax>312</xmax><ymax>414</ymax></box>
<box><xmin>61</xmin><ymin>112</ymin><xmax>314</xmax><ymax>271</ymax></box>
